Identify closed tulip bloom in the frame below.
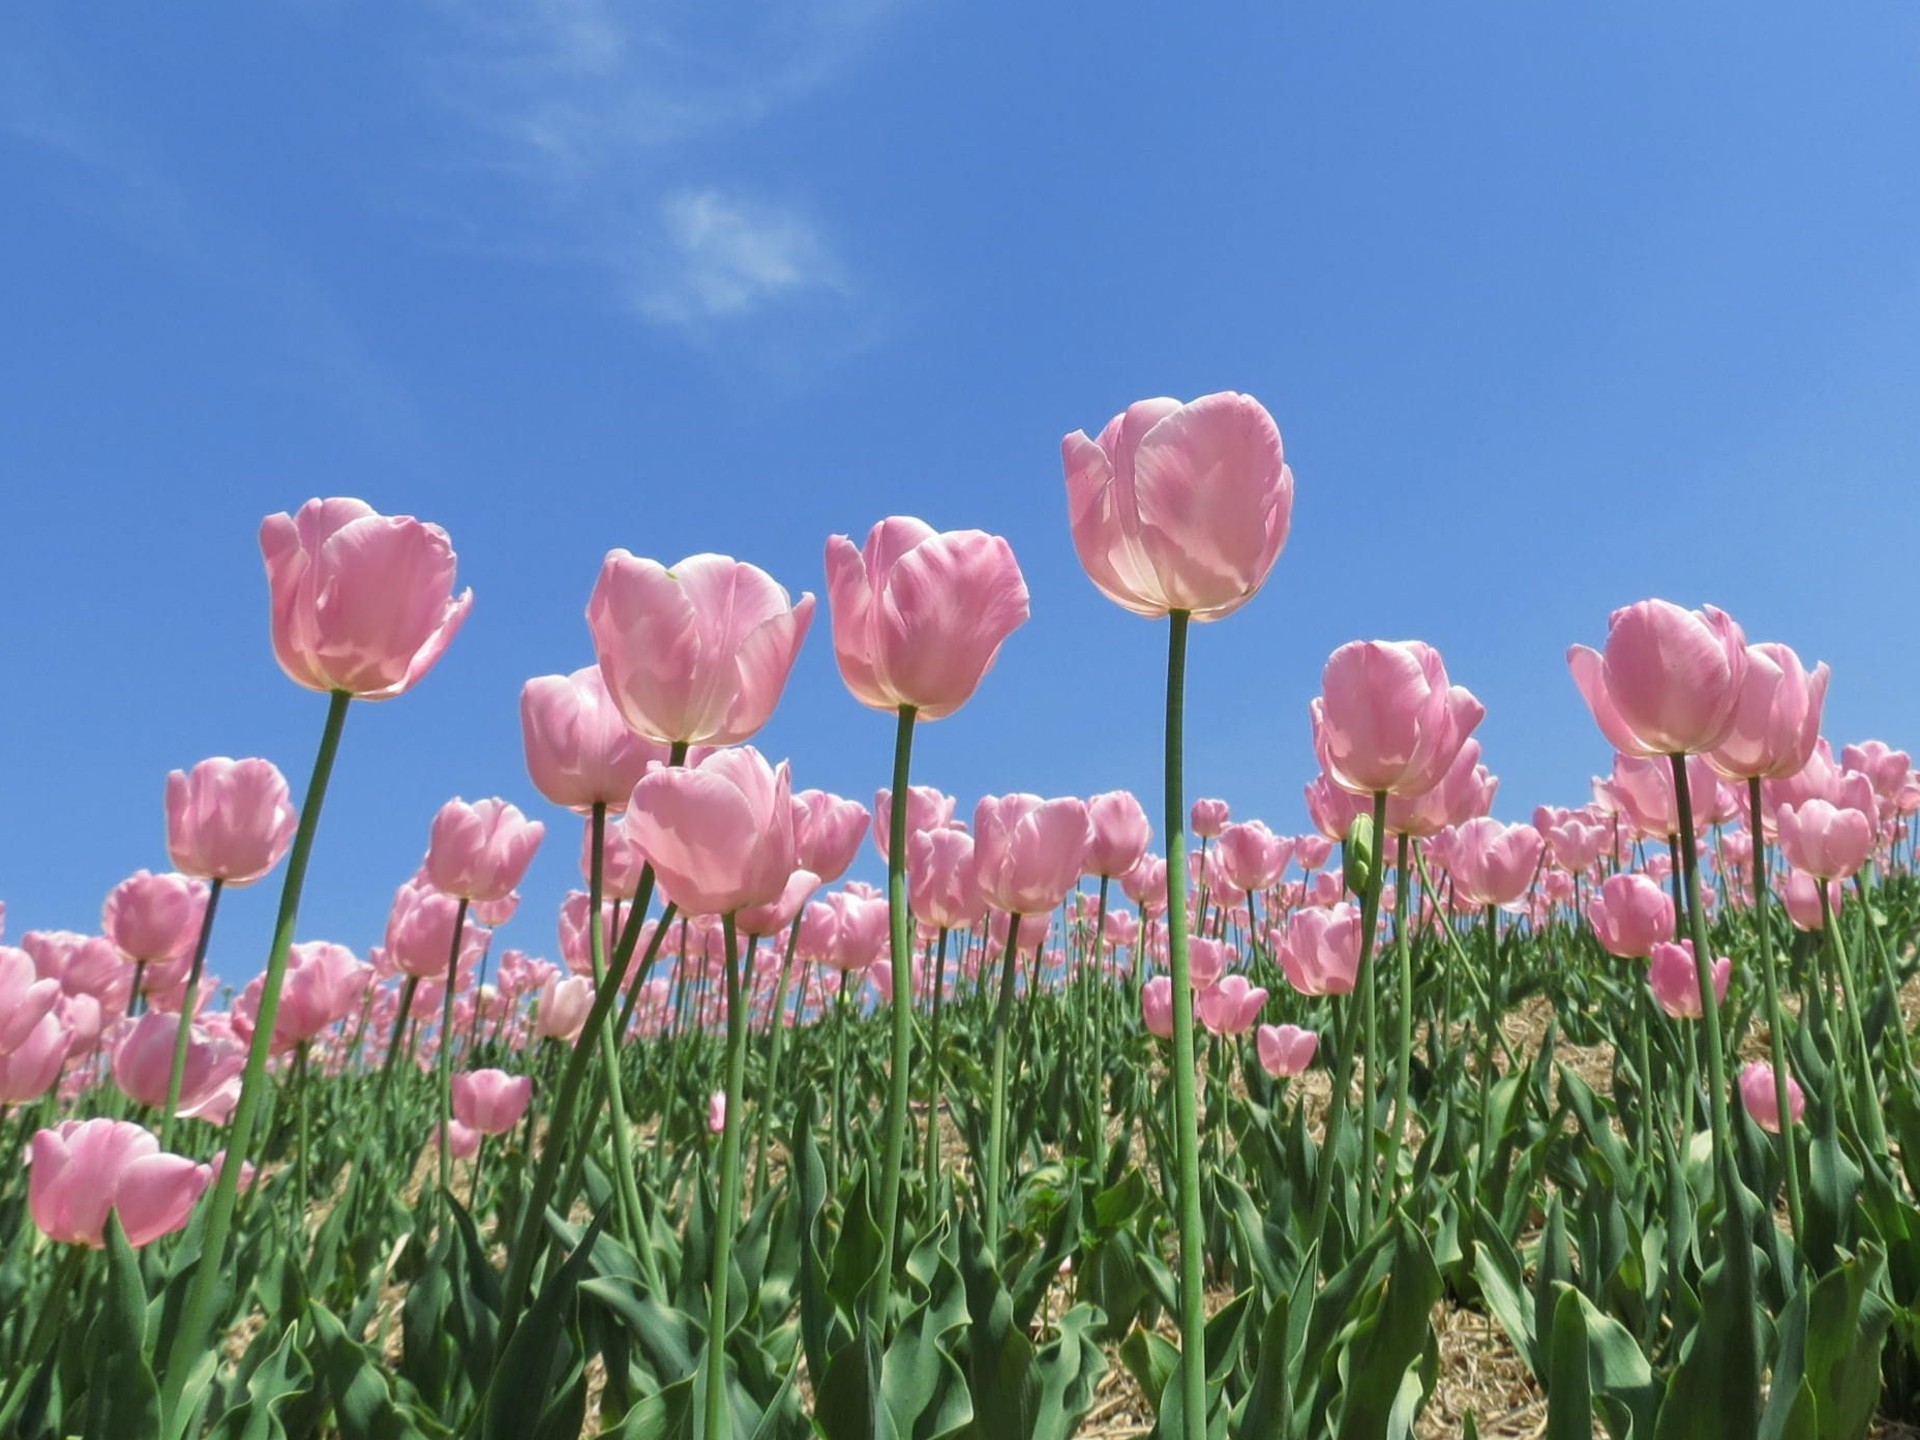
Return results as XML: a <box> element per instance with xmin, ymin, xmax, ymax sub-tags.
<box><xmin>1435</xmin><ymin>818</ymin><xmax>1543</xmax><ymax>909</ymax></box>
<box><xmin>1120</xmin><ymin>855</ymin><xmax>1168</xmax><ymax>916</ymax></box>
<box><xmin>1780</xmin><ymin>870</ymin><xmax>1841</xmax><ymax>931</ymax></box>
<box><xmin>1568</xmin><ymin>600</ymin><xmax>1748</xmax><ymax>758</ymax></box>
<box><xmin>1277</xmin><ymin>903</ymin><xmax>1365</xmax><ymax>996</ymax></box>
<box><xmin>824</xmin><ymin>890</ymin><xmax>891</xmax><ymax>971</ymax></box>
<box><xmin>557</xmin><ymin>891</ymin><xmax>619</xmax><ymax>974</ymax></box>
<box><xmin>1294</xmin><ymin>835</ymin><xmax>1334</xmax><ymax>871</ymax></box>
<box><xmin>587</xmin><ymin>551</ymin><xmax>813</xmax><ymax>746</ymax></box>
<box><xmin>24</xmin><ymin>930</ymin><xmax>129</xmax><ymax>1009</ymax></box>
<box><xmin>1313</xmin><ymin>641</ymin><xmax>1484</xmax><ymax>799</ymax></box>
<box><xmin>793</xmin><ymin>790</ymin><xmax>871</xmax><ymax>883</ymax></box>
<box><xmin>737</xmin><ymin>869</ymin><xmax>821</xmax><ymax>939</ymax></box>
<box><xmin>1141</xmin><ymin>975</ymin><xmax>1175</xmax><ymax>1038</ymax></box>
<box><xmin>1386</xmin><ymin>740</ymin><xmax>1499</xmax><ymax>838</ymax></box>
<box><xmin>451</xmin><ymin>1068</ymin><xmax>533</xmax><ymax>1135</ymax></box>
<box><xmin>166</xmin><ymin>757</ymin><xmax>298</xmax><ymax>885</ymax></box>
<box><xmin>1186</xmin><ymin>937</ymin><xmax>1231</xmax><ymax>989</ymax></box>
<box><xmin>1544</xmin><ymin>818</ymin><xmax>1608</xmax><ymax>875</ymax></box>
<box><xmin>0</xmin><ymin>946</ymin><xmax>63</xmax><ymax>1053</ymax></box>
<box><xmin>1777</xmin><ymin>786</ymin><xmax>1878</xmax><ymax>881</ymax></box>
<box><xmin>29</xmin><ymin>1118</ymin><xmax>210</xmax><ymax>1248</ymax></box>
<box><xmin>1256</xmin><ymin>1023</ymin><xmax>1319</xmax><ymax>1079</ymax></box>
<box><xmin>707</xmin><ymin>1089</ymin><xmax>727</xmax><ymax>1134</ymax></box>
<box><xmin>587</xmin><ymin>813</ymin><xmax>652</xmax><ymax>899</ymax></box>
<box><xmin>111</xmin><ymin>1012</ymin><xmax>245</xmax><ymax>1112</ymax></box>
<box><xmin>825</xmin><ymin>517</ymin><xmax>1031</xmax><ymax>719</ymax></box>
<box><xmin>1197</xmin><ymin>975</ymin><xmax>1267</xmax><ymax>1035</ymax></box>
<box><xmin>261</xmin><ymin>497</ymin><xmax>471</xmax><ymax>699</ymax></box>
<box><xmin>974</xmin><ymin>794</ymin><xmax>1093</xmax><ymax>917</ymax></box>
<box><xmin>1215</xmin><ymin>820</ymin><xmax>1291</xmax><ymax>893</ymax></box>
<box><xmin>520</xmin><ymin>666</ymin><xmax>666</xmax><ymax>813</ymax></box>
<box><xmin>1063</xmin><ymin>392</ymin><xmax>1293</xmax><ymax>621</ymax></box>
<box><xmin>872</xmin><ymin>786</ymin><xmax>958</xmax><ymax>863</ymax></box>
<box><xmin>440</xmin><ymin>1121</ymin><xmax>482</xmax><ymax>1160</ymax></box>
<box><xmin>1705</xmin><ymin>643</ymin><xmax>1829</xmax><ymax>782</ymax></box>
<box><xmin>1086</xmin><ymin>791</ymin><xmax>1152</xmax><ymax>878</ymax></box>
<box><xmin>1738</xmin><ymin>1061</ymin><xmax>1806</xmax><ymax>1134</ymax></box>
<box><xmin>0</xmin><ymin>1011</ymin><xmax>72</xmax><ymax>1103</ymax></box>
<box><xmin>424</xmin><ymin>797</ymin><xmax>546</xmax><ymax>903</ymax></box>
<box><xmin>1586</xmin><ymin>873</ymin><xmax>1675</xmax><ymax>959</ymax></box>
<box><xmin>1594</xmin><ymin>752</ymin><xmax>1725</xmax><ymax>840</ymax></box>
<box><xmin>277</xmin><ymin>942</ymin><xmax>373</xmax><ymax>1044</ymax></box>
<box><xmin>535</xmin><ymin>972</ymin><xmax>595</xmax><ymax>1041</ymax></box>
<box><xmin>908</xmin><ymin>827</ymin><xmax>988</xmax><ymax>931</ymax></box>
<box><xmin>386</xmin><ymin>879</ymin><xmax>493</xmax><ymax>980</ymax></box>
<box><xmin>626</xmin><ymin>747</ymin><xmax>796</xmax><ymax>917</ymax></box>
<box><xmin>102</xmin><ymin>871</ymin><xmax>208</xmax><ymax>966</ymax></box>
<box><xmin>1647</xmin><ymin>940</ymin><xmax>1731</xmax><ymax>1020</ymax></box>
<box><xmin>1190</xmin><ymin>798</ymin><xmax>1231</xmax><ymax>839</ymax></box>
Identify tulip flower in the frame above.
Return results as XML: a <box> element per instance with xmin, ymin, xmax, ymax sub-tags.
<box><xmin>534</xmin><ymin>972</ymin><xmax>594</xmax><ymax>1042</ymax></box>
<box><xmin>1777</xmin><ymin>790</ymin><xmax>1878</xmax><ymax>881</ymax></box>
<box><xmin>1568</xmin><ymin>600</ymin><xmax>1748</xmax><ymax>758</ymax></box>
<box><xmin>587</xmin><ymin>551</ymin><xmax>813</xmax><ymax>747</ymax></box>
<box><xmin>1256</xmin><ymin>1023</ymin><xmax>1319</xmax><ymax>1079</ymax></box>
<box><xmin>0</xmin><ymin>946</ymin><xmax>62</xmax><ymax>1053</ymax></box>
<box><xmin>1312</xmin><ymin>641</ymin><xmax>1484</xmax><ymax>800</ymax></box>
<box><xmin>824</xmin><ymin>517</ymin><xmax>1031</xmax><ymax>719</ymax></box>
<box><xmin>166</xmin><ymin>757</ymin><xmax>298</xmax><ymax>885</ymax></box>
<box><xmin>625</xmin><ymin>747</ymin><xmax>796</xmax><ymax>918</ymax></box>
<box><xmin>973</xmin><ymin>795</ymin><xmax>1093</xmax><ymax>918</ymax></box>
<box><xmin>1780</xmin><ymin>870</ymin><xmax>1841</xmax><ymax>931</ymax></box>
<box><xmin>0</xmin><ymin>1011</ymin><xmax>72</xmax><ymax>1104</ymax></box>
<box><xmin>276</xmin><ymin>942</ymin><xmax>373</xmax><ymax>1046</ymax></box>
<box><xmin>424</xmin><ymin>797</ymin><xmax>546</xmax><ymax>904</ymax></box>
<box><xmin>1196</xmin><ymin>975</ymin><xmax>1267</xmax><ymax>1035</ymax></box>
<box><xmin>793</xmin><ymin>790</ymin><xmax>871</xmax><ymax>884</ymax></box>
<box><xmin>451</xmin><ymin>1068</ymin><xmax>533</xmax><ymax>1135</ymax></box>
<box><xmin>29</xmin><ymin>1119</ymin><xmax>209</xmax><ymax>1249</ymax></box>
<box><xmin>1647</xmin><ymin>940</ymin><xmax>1732</xmax><ymax>1020</ymax></box>
<box><xmin>908</xmin><ymin>827</ymin><xmax>987</xmax><ymax>931</ymax></box>
<box><xmin>1190</xmin><ymin>798</ymin><xmax>1231</xmax><ymax>838</ymax></box>
<box><xmin>1706</xmin><ymin>643</ymin><xmax>1830</xmax><ymax>783</ymax></box>
<box><xmin>1277</xmin><ymin>903</ymin><xmax>1364</xmax><ymax>996</ymax></box>
<box><xmin>1087</xmin><ymin>791</ymin><xmax>1153</xmax><ymax>879</ymax></box>
<box><xmin>1141</xmin><ymin>975</ymin><xmax>1175</xmax><ymax>1039</ymax></box>
<box><xmin>520</xmin><ymin>666</ymin><xmax>666</xmax><ymax>813</ymax></box>
<box><xmin>1433</xmin><ymin>818</ymin><xmax>1543</xmax><ymax>910</ymax></box>
<box><xmin>871</xmin><ymin>785</ymin><xmax>958</xmax><ymax>863</ymax></box>
<box><xmin>112</xmin><ymin>1012</ymin><xmax>246</xmax><ymax>1116</ymax></box>
<box><xmin>1587</xmin><ymin>873</ymin><xmax>1676</xmax><ymax>959</ymax></box>
<box><xmin>1737</xmin><ymin>1061</ymin><xmax>1805</xmax><ymax>1134</ymax></box>
<box><xmin>1215</xmin><ymin>820</ymin><xmax>1291</xmax><ymax>894</ymax></box>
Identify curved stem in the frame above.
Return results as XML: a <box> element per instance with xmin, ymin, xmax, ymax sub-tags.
<box><xmin>875</xmin><ymin>704</ymin><xmax>918</xmax><ymax>1329</ymax></box>
<box><xmin>161</xmin><ymin>688</ymin><xmax>351</xmax><ymax>1430</ymax></box>
<box><xmin>160</xmin><ymin>877</ymin><xmax>223</xmax><ymax>1148</ymax></box>
<box><xmin>702</xmin><ymin>914</ymin><xmax>751</xmax><ymax>1440</ymax></box>
<box><xmin>1818</xmin><ymin>883</ymin><xmax>1890</xmax><ymax>1154</ymax></box>
<box><xmin>437</xmin><ymin>898</ymin><xmax>471</xmax><ymax>1197</ymax></box>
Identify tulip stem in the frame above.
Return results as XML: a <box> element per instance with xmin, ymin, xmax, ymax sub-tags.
<box><xmin>436</xmin><ymin>898</ymin><xmax>470</xmax><ymax>1199</ymax></box>
<box><xmin>161</xmin><ymin>687</ymin><xmax>351</xmax><ymax>1434</ymax></box>
<box><xmin>702</xmin><ymin>914</ymin><xmax>750</xmax><ymax>1440</ymax></box>
<box><xmin>924</xmin><ymin>926</ymin><xmax>951</xmax><ymax>1200</ymax></box>
<box><xmin>1747</xmin><ymin>777</ymin><xmax>1806</xmax><ymax>1250</ymax></box>
<box><xmin>1087</xmin><ymin>875</ymin><xmax>1111</xmax><ymax>1180</ymax></box>
<box><xmin>1852</xmin><ymin>869</ymin><xmax>1917</xmax><ymax>1077</ymax></box>
<box><xmin>874</xmin><ymin>703</ymin><xmax>918</xmax><ymax>1330</ymax></box>
<box><xmin>160</xmin><ymin>877</ymin><xmax>224</xmax><ymax>1149</ymax></box>
<box><xmin>0</xmin><ymin>1243</ymin><xmax>87</xmax><ymax>1434</ymax></box>
<box><xmin>1381</xmin><ymin>832</ymin><xmax>1414</xmax><ymax>1200</ymax></box>
<box><xmin>1159</xmin><ymin>610</ymin><xmax>1211</xmax><ymax>1440</ymax></box>
<box><xmin>984</xmin><ymin>913</ymin><xmax>1024</xmax><ymax>1243</ymax></box>
<box><xmin>1816</xmin><ymin>883</ymin><xmax>1890</xmax><ymax>1155</ymax></box>
<box><xmin>586</xmin><ymin>803</ymin><xmax>647</xmax><ymax>1257</ymax></box>
<box><xmin>754</xmin><ymin>911</ymin><xmax>805</xmax><ymax>1199</ymax></box>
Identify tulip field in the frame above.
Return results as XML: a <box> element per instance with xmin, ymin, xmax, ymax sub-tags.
<box><xmin>7</xmin><ymin>394</ymin><xmax>1920</xmax><ymax>1440</ymax></box>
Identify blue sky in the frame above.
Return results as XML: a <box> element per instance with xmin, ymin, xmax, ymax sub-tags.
<box><xmin>4</xmin><ymin>2</ymin><xmax>1918</xmax><ymax>984</ymax></box>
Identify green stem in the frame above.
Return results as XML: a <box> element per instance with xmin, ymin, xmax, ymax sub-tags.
<box><xmin>161</xmin><ymin>688</ymin><xmax>351</xmax><ymax>1432</ymax></box>
<box><xmin>924</xmin><ymin>927</ymin><xmax>951</xmax><ymax>1198</ymax></box>
<box><xmin>1088</xmin><ymin>875</ymin><xmax>1111</xmax><ymax>1179</ymax></box>
<box><xmin>754</xmin><ymin>912</ymin><xmax>804</xmax><ymax>1199</ymax></box>
<box><xmin>1746</xmin><ymin>777</ymin><xmax>1805</xmax><ymax>1248</ymax></box>
<box><xmin>437</xmin><ymin>898</ymin><xmax>471</xmax><ymax>1198</ymax></box>
<box><xmin>0</xmin><ymin>1243</ymin><xmax>87</xmax><ymax>1433</ymax></box>
<box><xmin>1852</xmin><ymin>868</ymin><xmax>1917</xmax><ymax>1076</ymax></box>
<box><xmin>586</xmin><ymin>803</ymin><xmax>646</xmax><ymax>1258</ymax></box>
<box><xmin>984</xmin><ymin>913</ymin><xmax>1024</xmax><ymax>1242</ymax></box>
<box><xmin>875</xmin><ymin>704</ymin><xmax>918</xmax><ymax>1329</ymax></box>
<box><xmin>702</xmin><ymin>915</ymin><xmax>751</xmax><ymax>1440</ymax></box>
<box><xmin>1381</xmin><ymin>832</ymin><xmax>1414</xmax><ymax>1199</ymax></box>
<box><xmin>1817</xmin><ymin>883</ymin><xmax>1890</xmax><ymax>1154</ymax></box>
<box><xmin>160</xmin><ymin>877</ymin><xmax>223</xmax><ymax>1149</ymax></box>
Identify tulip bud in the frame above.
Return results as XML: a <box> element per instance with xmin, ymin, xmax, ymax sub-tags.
<box><xmin>1343</xmin><ymin>812</ymin><xmax>1376</xmax><ymax>897</ymax></box>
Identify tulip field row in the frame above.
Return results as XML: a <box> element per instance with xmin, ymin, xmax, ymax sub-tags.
<box><xmin>3</xmin><ymin>393</ymin><xmax>1917</xmax><ymax>1440</ymax></box>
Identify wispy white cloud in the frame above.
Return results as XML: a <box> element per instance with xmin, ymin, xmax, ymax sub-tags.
<box><xmin>429</xmin><ymin>0</ymin><xmax>903</xmax><ymax>341</ymax></box>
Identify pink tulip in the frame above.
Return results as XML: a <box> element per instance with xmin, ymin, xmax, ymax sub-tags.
<box><xmin>451</xmin><ymin>1068</ymin><xmax>533</xmax><ymax>1135</ymax></box>
<box><xmin>587</xmin><ymin>551</ymin><xmax>813</xmax><ymax>746</ymax></box>
<box><xmin>872</xmin><ymin>786</ymin><xmax>957</xmax><ymax>863</ymax></box>
<box><xmin>1294</xmin><ymin>835</ymin><xmax>1334</xmax><ymax>871</ymax></box>
<box><xmin>1543</xmin><ymin>817</ymin><xmax>1608</xmax><ymax>875</ymax></box>
<box><xmin>626</xmin><ymin>747</ymin><xmax>796</xmax><ymax>917</ymax></box>
<box><xmin>1777</xmin><ymin>789</ymin><xmax>1878</xmax><ymax>882</ymax></box>
<box><xmin>1568</xmin><ymin>600</ymin><xmax>1748</xmax><ymax>758</ymax></box>
<box><xmin>1586</xmin><ymin>873</ymin><xmax>1676</xmax><ymax>959</ymax></box>
<box><xmin>1141</xmin><ymin>976</ymin><xmax>1175</xmax><ymax>1038</ymax></box>
<box><xmin>520</xmin><ymin>666</ymin><xmax>668</xmax><ymax>813</ymax></box>
<box><xmin>1647</xmin><ymin>939</ymin><xmax>1731</xmax><ymax>1020</ymax></box>
<box><xmin>1063</xmin><ymin>392</ymin><xmax>1293</xmax><ymax>620</ymax></box>
<box><xmin>1256</xmin><ymin>1023</ymin><xmax>1318</xmax><ymax>1078</ymax></box>
<box><xmin>1190</xmin><ymin>798</ymin><xmax>1231</xmax><ymax>839</ymax></box>
<box><xmin>101</xmin><ymin>871</ymin><xmax>208</xmax><ymax>966</ymax></box>
<box><xmin>707</xmin><ymin>1089</ymin><xmax>727</xmax><ymax>1134</ymax></box>
<box><xmin>908</xmin><ymin>827</ymin><xmax>988</xmax><ymax>931</ymax></box>
<box><xmin>29</xmin><ymin>1119</ymin><xmax>209</xmax><ymax>1248</ymax></box>
<box><xmin>583</xmin><ymin>813</ymin><xmax>652</xmax><ymax>898</ymax></box>
<box><xmin>557</xmin><ymin>891</ymin><xmax>620</xmax><ymax>974</ymax></box>
<box><xmin>385</xmin><ymin>879</ymin><xmax>493</xmax><ymax>980</ymax></box>
<box><xmin>973</xmin><ymin>795</ymin><xmax>1093</xmax><ymax>917</ymax></box>
<box><xmin>440</xmin><ymin>1121</ymin><xmax>482</xmax><ymax>1160</ymax></box>
<box><xmin>261</xmin><ymin>497</ymin><xmax>471</xmax><ymax>699</ymax></box>
<box><xmin>1780</xmin><ymin>870</ymin><xmax>1841</xmax><ymax>932</ymax></box>
<box><xmin>166</xmin><ymin>757</ymin><xmax>298</xmax><ymax>885</ymax></box>
<box><xmin>1594</xmin><ymin>752</ymin><xmax>1726</xmax><ymax>839</ymax></box>
<box><xmin>424</xmin><ymin>797</ymin><xmax>545</xmax><ymax>903</ymax></box>
<box><xmin>0</xmin><ymin>946</ymin><xmax>62</xmax><ymax>1053</ymax></box>
<box><xmin>535</xmin><ymin>972</ymin><xmax>594</xmax><ymax>1042</ymax></box>
<box><xmin>1737</xmin><ymin>1061</ymin><xmax>1805</xmax><ymax>1134</ymax></box>
<box><xmin>1196</xmin><ymin>975</ymin><xmax>1267</xmax><ymax>1035</ymax></box>
<box><xmin>793</xmin><ymin>791</ymin><xmax>871</xmax><ymax>884</ymax></box>
<box><xmin>1312</xmin><ymin>641</ymin><xmax>1484</xmax><ymax>798</ymax></box>
<box><xmin>1214</xmin><ymin>820</ymin><xmax>1291</xmax><ymax>894</ymax></box>
<box><xmin>825</xmin><ymin>517</ymin><xmax>1031</xmax><ymax>719</ymax></box>
<box><xmin>824</xmin><ymin>890</ymin><xmax>890</xmax><ymax>971</ymax></box>
<box><xmin>1277</xmin><ymin>904</ymin><xmax>1364</xmax><ymax>996</ymax></box>
<box><xmin>24</xmin><ymin>930</ymin><xmax>129</xmax><ymax>1009</ymax></box>
<box><xmin>1434</xmin><ymin>818</ymin><xmax>1543</xmax><ymax>909</ymax></box>
<box><xmin>1386</xmin><ymin>740</ymin><xmax>1498</xmax><ymax>838</ymax></box>
<box><xmin>1841</xmin><ymin>740</ymin><xmax>1911</xmax><ymax>808</ymax></box>
<box><xmin>277</xmin><ymin>942</ymin><xmax>373</xmax><ymax>1044</ymax></box>
<box><xmin>1187</xmin><ymin>937</ymin><xmax>1231</xmax><ymax>989</ymax></box>
<box><xmin>737</xmin><ymin>869</ymin><xmax>821</xmax><ymax>939</ymax></box>
<box><xmin>1086</xmin><ymin>791</ymin><xmax>1152</xmax><ymax>878</ymax></box>
<box><xmin>1705</xmin><ymin>642</ymin><xmax>1829</xmax><ymax>782</ymax></box>
<box><xmin>0</xmin><ymin>1011</ymin><xmax>72</xmax><ymax>1103</ymax></box>
<box><xmin>1121</xmin><ymin>855</ymin><xmax>1168</xmax><ymax>916</ymax></box>
<box><xmin>111</xmin><ymin>1012</ymin><xmax>245</xmax><ymax>1113</ymax></box>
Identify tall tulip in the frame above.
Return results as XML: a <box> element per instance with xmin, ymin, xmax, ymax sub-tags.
<box><xmin>520</xmin><ymin>666</ymin><xmax>665</xmax><ymax>813</ymax></box>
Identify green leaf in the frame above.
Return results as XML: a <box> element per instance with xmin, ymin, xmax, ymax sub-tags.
<box><xmin>84</xmin><ymin>1216</ymin><xmax>161</xmax><ymax>1440</ymax></box>
<box><xmin>482</xmin><ymin>1211</ymin><xmax>609</xmax><ymax>1440</ymax></box>
<box><xmin>1545</xmin><ymin>1286</ymin><xmax>1593</xmax><ymax>1440</ymax></box>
